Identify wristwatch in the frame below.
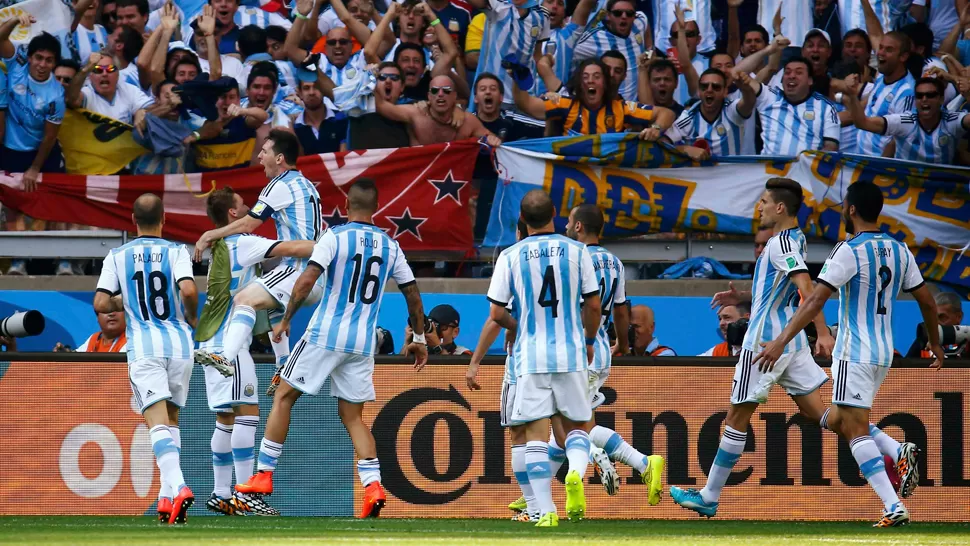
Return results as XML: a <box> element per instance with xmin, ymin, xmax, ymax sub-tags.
<box><xmin>650</xmin><ymin>123</ymin><xmax>663</xmax><ymax>130</ymax></box>
<box><xmin>429</xmin><ymin>345</ymin><xmax>443</xmax><ymax>355</ymax></box>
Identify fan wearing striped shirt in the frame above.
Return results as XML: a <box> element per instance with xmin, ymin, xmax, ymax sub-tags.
<box><xmin>663</xmin><ymin>67</ymin><xmax>755</xmax><ymax>160</ymax></box>
<box><xmin>846</xmin><ymin>75</ymin><xmax>970</xmax><ymax>164</ymax></box>
<box><xmin>572</xmin><ymin>0</ymin><xmax>652</xmax><ymax>102</ymax></box>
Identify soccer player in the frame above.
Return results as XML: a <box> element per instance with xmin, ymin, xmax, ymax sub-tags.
<box><xmin>235</xmin><ymin>178</ymin><xmax>430</xmax><ymax>519</ymax></box>
<box><xmin>195</xmin><ymin>187</ymin><xmax>317</xmax><ymax>517</ymax></box>
<box><xmin>94</xmin><ymin>194</ymin><xmax>198</xmax><ymax>525</ymax></box>
<box><xmin>753</xmin><ymin>181</ymin><xmax>944</xmax><ymax>527</ymax></box>
<box><xmin>485</xmin><ymin>190</ymin><xmax>602</xmax><ymax>527</ymax></box>
<box><xmin>564</xmin><ymin>204</ymin><xmax>664</xmax><ymax>503</ymax></box>
<box><xmin>192</xmin><ymin>129</ymin><xmax>323</xmax><ymax>382</ymax></box>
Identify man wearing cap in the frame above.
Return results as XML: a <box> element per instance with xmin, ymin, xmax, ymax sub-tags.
<box><xmin>404</xmin><ymin>304</ymin><xmax>472</xmax><ymax>356</ymax></box>
<box><xmin>767</xmin><ymin>28</ymin><xmax>833</xmax><ymax>95</ymax></box>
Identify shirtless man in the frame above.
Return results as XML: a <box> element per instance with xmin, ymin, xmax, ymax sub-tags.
<box><xmin>375</xmin><ymin>74</ymin><xmax>501</xmax><ymax>146</ymax></box>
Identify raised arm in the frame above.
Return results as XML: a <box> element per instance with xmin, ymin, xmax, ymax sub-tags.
<box><xmin>845</xmin><ymin>75</ymin><xmax>887</xmax><ymax>134</ymax></box>
<box><xmin>940</xmin><ymin>3</ymin><xmax>970</xmax><ymax>56</ymax></box>
<box><xmin>363</xmin><ymin>1</ymin><xmax>398</xmax><ymax>63</ymax></box>
<box><xmin>149</xmin><ymin>4</ymin><xmax>180</xmax><ymax>88</ymax></box>
<box><xmin>735</xmin><ymin>34</ymin><xmax>786</xmax><ymax>76</ymax></box>
<box><xmin>861</xmin><ymin>0</ymin><xmax>885</xmax><ymax>52</ymax></box>
<box><xmin>193</xmin><ymin>215</ymin><xmax>263</xmax><ymax>260</ymax></box>
<box><xmin>195</xmin><ymin>5</ymin><xmax>221</xmax><ymax>80</ymax></box>
<box><xmin>374</xmin><ymin>90</ymin><xmax>419</xmax><ymax>123</ymax></box>
<box><xmin>0</xmin><ymin>15</ymin><xmax>33</xmax><ymax>59</ymax></box>
<box><xmin>755</xmin><ymin>35</ymin><xmax>788</xmax><ymax>83</ymax></box>
<box><xmin>538</xmin><ymin>54</ymin><xmax>562</xmax><ymax>94</ymax></box>
<box><xmin>422</xmin><ymin>3</ymin><xmax>460</xmax><ymax>81</ymax></box>
<box><xmin>510</xmin><ymin>74</ymin><xmax>547</xmax><ymax>119</ymax></box>
<box><xmin>73</xmin><ymin>0</ymin><xmax>95</xmax><ymax>31</ymax></box>
<box><xmin>268</xmin><ymin>240</ymin><xmax>317</xmax><ymax>259</ymax></box>
<box><xmin>285</xmin><ymin>0</ymin><xmax>315</xmax><ymax>64</ymax></box>
<box><xmin>331</xmin><ymin>0</ymin><xmax>375</xmax><ymax>46</ymax></box>
<box><xmin>67</xmin><ymin>54</ymin><xmax>98</xmax><ymax>109</ymax></box>
<box><xmin>571</xmin><ymin>0</ymin><xmax>597</xmax><ymax>27</ymax></box>
<box><xmin>674</xmin><ymin>5</ymin><xmax>697</xmax><ymax>98</ymax></box>
<box><xmin>735</xmin><ymin>71</ymin><xmax>757</xmax><ymax>117</ymax></box>
<box><xmin>637</xmin><ymin>53</ymin><xmax>655</xmax><ymax>104</ymax></box>
<box><xmin>726</xmin><ymin>0</ymin><xmax>742</xmax><ymax>59</ymax></box>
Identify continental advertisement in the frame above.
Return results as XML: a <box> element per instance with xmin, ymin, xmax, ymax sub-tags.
<box><xmin>1</xmin><ymin>359</ymin><xmax>968</xmax><ymax>521</ymax></box>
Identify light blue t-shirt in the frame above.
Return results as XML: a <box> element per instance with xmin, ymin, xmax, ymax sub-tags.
<box><xmin>2</xmin><ymin>45</ymin><xmax>66</xmax><ymax>152</ymax></box>
<box><xmin>0</xmin><ymin>66</ymin><xmax>8</xmax><ymax>110</ymax></box>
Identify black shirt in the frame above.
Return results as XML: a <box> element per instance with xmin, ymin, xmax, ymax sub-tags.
<box><xmin>294</xmin><ymin>112</ymin><xmax>349</xmax><ymax>155</ymax></box>
<box><xmin>403</xmin><ymin>73</ymin><xmax>432</xmax><ymax>103</ymax></box>
<box><xmin>347</xmin><ymin>113</ymin><xmax>410</xmax><ymax>150</ymax></box>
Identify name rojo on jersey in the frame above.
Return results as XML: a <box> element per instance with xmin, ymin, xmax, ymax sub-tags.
<box><xmin>250</xmin><ymin>169</ymin><xmax>323</xmax><ymax>269</ymax></box>
<box><xmin>96</xmin><ymin>237</ymin><xmax>195</xmax><ymax>361</ymax></box>
<box><xmin>587</xmin><ymin>244</ymin><xmax>627</xmax><ymax>371</ymax></box>
<box><xmin>818</xmin><ymin>232</ymin><xmax>924</xmax><ymax>367</ymax></box>
<box><xmin>742</xmin><ymin>228</ymin><xmax>810</xmax><ymax>355</ymax></box>
<box><xmin>487</xmin><ymin>234</ymin><xmax>600</xmax><ymax>376</ymax></box>
<box><xmin>303</xmin><ymin>223</ymin><xmax>416</xmax><ymax>356</ymax></box>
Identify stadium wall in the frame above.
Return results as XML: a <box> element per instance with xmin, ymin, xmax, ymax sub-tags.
<box><xmin>1</xmin><ymin>356</ymin><xmax>967</xmax><ymax>521</ymax></box>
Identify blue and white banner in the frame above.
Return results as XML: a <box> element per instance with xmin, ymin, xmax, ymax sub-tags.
<box><xmin>485</xmin><ymin>134</ymin><xmax>970</xmax><ymax>289</ymax></box>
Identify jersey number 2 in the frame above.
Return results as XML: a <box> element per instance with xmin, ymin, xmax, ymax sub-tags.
<box><xmin>131</xmin><ymin>271</ymin><xmax>171</xmax><ymax>320</ymax></box>
<box><xmin>538</xmin><ymin>265</ymin><xmax>560</xmax><ymax>318</ymax></box>
<box><xmin>876</xmin><ymin>266</ymin><xmax>892</xmax><ymax>315</ymax></box>
<box><xmin>348</xmin><ymin>254</ymin><xmax>384</xmax><ymax>304</ymax></box>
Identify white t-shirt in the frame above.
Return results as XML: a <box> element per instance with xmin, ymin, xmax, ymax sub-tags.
<box><xmin>80</xmin><ymin>81</ymin><xmax>154</xmax><ymax>124</ymax></box>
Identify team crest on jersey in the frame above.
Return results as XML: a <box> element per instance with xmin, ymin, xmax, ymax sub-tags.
<box><xmin>716</xmin><ymin>125</ymin><xmax>726</xmax><ymax>135</ymax></box>
<box><xmin>886</xmin><ymin>93</ymin><xmax>894</xmax><ymax>102</ymax></box>
<box><xmin>803</xmin><ymin>111</ymin><xmax>815</xmax><ymax>121</ymax></box>
<box><xmin>345</xmin><ymin>67</ymin><xmax>358</xmax><ymax>79</ymax></box>
<box><xmin>13</xmin><ymin>83</ymin><xmax>26</xmax><ymax>95</ymax></box>
<box><xmin>605</xmin><ymin>115</ymin><xmax>615</xmax><ymax>126</ymax></box>
<box><xmin>244</xmin><ymin>384</ymin><xmax>255</xmax><ymax>397</ymax></box>
<box><xmin>448</xmin><ymin>19</ymin><xmax>459</xmax><ymax>32</ymax></box>
<box><xmin>940</xmin><ymin>135</ymin><xmax>949</xmax><ymax>146</ymax></box>
<box><xmin>786</xmin><ymin>257</ymin><xmax>796</xmax><ymax>268</ymax></box>
<box><xmin>530</xmin><ymin>27</ymin><xmax>539</xmax><ymax>37</ymax></box>
<box><xmin>251</xmin><ymin>202</ymin><xmax>266</xmax><ymax>216</ymax></box>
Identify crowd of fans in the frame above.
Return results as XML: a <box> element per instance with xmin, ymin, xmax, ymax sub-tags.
<box><xmin>2</xmin><ymin>0</ymin><xmax>970</xmax><ymax>275</ymax></box>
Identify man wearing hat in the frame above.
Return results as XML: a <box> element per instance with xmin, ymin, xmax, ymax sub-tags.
<box><xmin>404</xmin><ymin>304</ymin><xmax>472</xmax><ymax>355</ymax></box>
<box><xmin>767</xmin><ymin>28</ymin><xmax>832</xmax><ymax>95</ymax></box>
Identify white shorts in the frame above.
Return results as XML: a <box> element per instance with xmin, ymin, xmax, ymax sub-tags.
<box><xmin>832</xmin><ymin>359</ymin><xmax>890</xmax><ymax>409</ymax></box>
<box><xmin>500</xmin><ymin>379</ymin><xmax>517</xmax><ymax>428</ymax></box>
<box><xmin>281</xmin><ymin>339</ymin><xmax>376</xmax><ymax>402</ymax></box>
<box><xmin>731</xmin><ymin>347</ymin><xmax>828</xmax><ymax>405</ymax></box>
<box><xmin>588</xmin><ymin>367</ymin><xmax>610</xmax><ymax>410</ymax></box>
<box><xmin>255</xmin><ymin>264</ymin><xmax>323</xmax><ymax>309</ymax></box>
<box><xmin>511</xmin><ymin>371</ymin><xmax>592</xmax><ymax>424</ymax></box>
<box><xmin>203</xmin><ymin>350</ymin><xmax>258</xmax><ymax>412</ymax></box>
<box><xmin>128</xmin><ymin>357</ymin><xmax>193</xmax><ymax>413</ymax></box>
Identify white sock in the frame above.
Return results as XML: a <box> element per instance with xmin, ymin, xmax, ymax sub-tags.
<box><xmin>525</xmin><ymin>441</ymin><xmax>555</xmax><ymax>516</ymax></box>
<box><xmin>547</xmin><ymin>434</ymin><xmax>566</xmax><ymax>477</ymax></box>
<box><xmin>700</xmin><ymin>425</ymin><xmax>746</xmax><ymax>504</ymax></box>
<box><xmin>589</xmin><ymin>425</ymin><xmax>647</xmax><ymax>474</ymax></box>
<box><xmin>151</xmin><ymin>425</ymin><xmax>186</xmax><ymax>495</ymax></box>
<box><xmin>211</xmin><ymin>423</ymin><xmax>233</xmax><ymax>498</ymax></box>
<box><xmin>869</xmin><ymin>424</ymin><xmax>902</xmax><ymax>464</ymax></box>
<box><xmin>850</xmin><ymin>436</ymin><xmax>900</xmax><ymax>511</ymax></box>
<box><xmin>510</xmin><ymin>444</ymin><xmax>536</xmax><ymax>514</ymax></box>
<box><xmin>156</xmin><ymin>425</ymin><xmax>173</xmax><ymax>501</ymax></box>
<box><xmin>233</xmin><ymin>416</ymin><xmax>259</xmax><ymax>485</ymax></box>
<box><xmin>357</xmin><ymin>458</ymin><xmax>381</xmax><ymax>487</ymax></box>
<box><xmin>564</xmin><ymin>430</ymin><xmax>591</xmax><ymax>479</ymax></box>
<box><xmin>257</xmin><ymin>438</ymin><xmax>283</xmax><ymax>472</ymax></box>
<box><xmin>222</xmin><ymin>305</ymin><xmax>256</xmax><ymax>362</ymax></box>
<box><xmin>271</xmin><ymin>329</ymin><xmax>290</xmax><ymax>368</ymax></box>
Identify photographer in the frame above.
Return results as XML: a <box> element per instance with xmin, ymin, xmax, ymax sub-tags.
<box><xmin>699</xmin><ymin>303</ymin><xmax>750</xmax><ymax>357</ymax></box>
<box><xmin>403</xmin><ymin>304</ymin><xmax>471</xmax><ymax>356</ymax></box>
<box><xmin>905</xmin><ymin>292</ymin><xmax>967</xmax><ymax>359</ymax></box>
<box><xmin>54</xmin><ymin>309</ymin><xmax>127</xmax><ymax>352</ymax></box>
<box><xmin>622</xmin><ymin>304</ymin><xmax>676</xmax><ymax>357</ymax></box>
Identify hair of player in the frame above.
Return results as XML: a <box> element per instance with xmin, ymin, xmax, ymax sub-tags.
<box><xmin>735</xmin><ymin>302</ymin><xmax>750</xmax><ymax>316</ymax></box>
<box><xmin>520</xmin><ymin>190</ymin><xmax>555</xmax><ymax>229</ymax></box>
<box><xmin>265</xmin><ymin>25</ymin><xmax>288</xmax><ymax>44</ymax></box>
<box><xmin>845</xmin><ymin>181</ymin><xmax>883</xmax><ymax>223</ymax></box>
<box><xmin>27</xmin><ymin>33</ymin><xmax>62</xmax><ymax>63</ymax></box>
<box><xmin>247</xmin><ymin>61</ymin><xmax>280</xmax><ymax>90</ymax></box>
<box><xmin>394</xmin><ymin>43</ymin><xmax>427</xmax><ymax>69</ymax></box>
<box><xmin>783</xmin><ymin>56</ymin><xmax>813</xmax><ymax>77</ymax></box>
<box><xmin>765</xmin><ymin>177</ymin><xmax>804</xmax><ymax>216</ymax></box>
<box><xmin>843</xmin><ymin>28</ymin><xmax>873</xmax><ymax>53</ymax></box>
<box><xmin>238</xmin><ymin>25</ymin><xmax>268</xmax><ymax>58</ymax></box>
<box><xmin>267</xmin><ymin>129</ymin><xmax>300</xmax><ymax>166</ymax></box>
<box><xmin>914</xmin><ymin>76</ymin><xmax>945</xmax><ymax>96</ymax></box>
<box><xmin>567</xmin><ymin>59</ymin><xmax>616</xmax><ymax>105</ymax></box>
<box><xmin>56</xmin><ymin>58</ymin><xmax>81</xmax><ymax>72</ymax></box>
<box><xmin>742</xmin><ymin>25</ymin><xmax>770</xmax><ymax>45</ymax></box>
<box><xmin>699</xmin><ymin>67</ymin><xmax>727</xmax><ymax>85</ymax></box>
<box><xmin>935</xmin><ymin>291</ymin><xmax>963</xmax><ymax>313</ymax></box>
<box><xmin>133</xmin><ymin>193</ymin><xmax>164</xmax><ymax>228</ymax></box>
<box><xmin>116</xmin><ymin>0</ymin><xmax>149</xmax><ymax>15</ymax></box>
<box><xmin>348</xmin><ymin>178</ymin><xmax>379</xmax><ymax>213</ymax></box>
<box><xmin>648</xmin><ymin>58</ymin><xmax>677</xmax><ymax>79</ymax></box>
<box><xmin>572</xmin><ymin>203</ymin><xmax>605</xmax><ymax>236</ymax></box>
<box><xmin>206</xmin><ymin>187</ymin><xmax>237</xmax><ymax>227</ymax></box>
<box><xmin>900</xmin><ymin>22</ymin><xmax>933</xmax><ymax>54</ymax></box>
<box><xmin>606</xmin><ymin>0</ymin><xmax>634</xmax><ymax>12</ymax></box>
<box><xmin>601</xmin><ymin>49</ymin><xmax>628</xmax><ymax>71</ymax></box>
<box><xmin>474</xmin><ymin>72</ymin><xmax>505</xmax><ymax>96</ymax></box>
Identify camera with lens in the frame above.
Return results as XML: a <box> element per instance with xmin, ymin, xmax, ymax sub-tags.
<box><xmin>407</xmin><ymin>315</ymin><xmax>436</xmax><ymax>335</ymax></box>
<box><xmin>1</xmin><ymin>310</ymin><xmax>45</xmax><ymax>339</ymax></box>
<box><xmin>916</xmin><ymin>323</ymin><xmax>970</xmax><ymax>358</ymax></box>
<box><xmin>725</xmin><ymin>317</ymin><xmax>748</xmax><ymax>347</ymax></box>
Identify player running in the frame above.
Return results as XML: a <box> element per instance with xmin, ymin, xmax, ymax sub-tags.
<box><xmin>192</xmin><ymin>129</ymin><xmax>323</xmax><ymax>383</ymax></box>
<box><xmin>564</xmin><ymin>204</ymin><xmax>664</xmax><ymax>503</ymax></box>
<box><xmin>94</xmin><ymin>194</ymin><xmax>199</xmax><ymax>525</ymax></box>
<box><xmin>195</xmin><ymin>188</ymin><xmax>317</xmax><ymax>516</ymax></box>
<box><xmin>235</xmin><ymin>178</ymin><xmax>429</xmax><ymax>519</ymax></box>
<box><xmin>752</xmin><ymin>181</ymin><xmax>943</xmax><ymax>527</ymax></box>
<box><xmin>671</xmin><ymin>178</ymin><xmax>913</xmax><ymax>519</ymax></box>
<box><xmin>485</xmin><ymin>190</ymin><xmax>602</xmax><ymax>527</ymax></box>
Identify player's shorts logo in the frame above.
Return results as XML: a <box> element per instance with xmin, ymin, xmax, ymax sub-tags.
<box><xmin>244</xmin><ymin>384</ymin><xmax>255</xmax><ymax>397</ymax></box>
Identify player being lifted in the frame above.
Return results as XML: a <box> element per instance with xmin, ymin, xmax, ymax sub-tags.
<box><xmin>94</xmin><ymin>194</ymin><xmax>199</xmax><ymax>525</ymax></box>
<box><xmin>671</xmin><ymin>178</ymin><xmax>915</xmax><ymax>520</ymax></box>
<box><xmin>485</xmin><ymin>190</ymin><xmax>602</xmax><ymax>527</ymax></box>
<box><xmin>194</xmin><ymin>188</ymin><xmax>317</xmax><ymax>516</ymax></box>
<box><xmin>192</xmin><ymin>129</ymin><xmax>324</xmax><ymax>386</ymax></box>
<box><xmin>753</xmin><ymin>181</ymin><xmax>943</xmax><ymax>527</ymax></box>
<box><xmin>235</xmin><ymin>178</ymin><xmax>430</xmax><ymax>518</ymax></box>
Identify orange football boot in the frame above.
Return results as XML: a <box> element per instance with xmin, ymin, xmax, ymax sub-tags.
<box><xmin>359</xmin><ymin>482</ymin><xmax>386</xmax><ymax>518</ymax></box>
<box><xmin>157</xmin><ymin>497</ymin><xmax>173</xmax><ymax>524</ymax></box>
<box><xmin>235</xmin><ymin>470</ymin><xmax>274</xmax><ymax>495</ymax></box>
<box><xmin>169</xmin><ymin>486</ymin><xmax>195</xmax><ymax>525</ymax></box>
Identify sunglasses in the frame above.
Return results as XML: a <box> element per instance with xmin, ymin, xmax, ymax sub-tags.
<box><xmin>93</xmin><ymin>64</ymin><xmax>118</xmax><ymax>74</ymax></box>
<box><xmin>56</xmin><ymin>75</ymin><xmax>73</xmax><ymax>83</ymax></box>
<box><xmin>671</xmin><ymin>30</ymin><xmax>699</xmax><ymax>38</ymax></box>
<box><xmin>430</xmin><ymin>86</ymin><xmax>453</xmax><ymax>95</ymax></box>
<box><xmin>915</xmin><ymin>91</ymin><xmax>940</xmax><ymax>99</ymax></box>
<box><xmin>699</xmin><ymin>82</ymin><xmax>723</xmax><ymax>91</ymax></box>
<box><xmin>610</xmin><ymin>9</ymin><xmax>635</xmax><ymax>17</ymax></box>
<box><xmin>103</xmin><ymin>11</ymin><xmax>117</xmax><ymax>20</ymax></box>
<box><xmin>377</xmin><ymin>73</ymin><xmax>401</xmax><ymax>81</ymax></box>
<box><xmin>326</xmin><ymin>39</ymin><xmax>352</xmax><ymax>46</ymax></box>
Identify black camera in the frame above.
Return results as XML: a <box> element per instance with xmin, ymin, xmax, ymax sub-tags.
<box><xmin>407</xmin><ymin>315</ymin><xmax>435</xmax><ymax>334</ymax></box>
<box><xmin>725</xmin><ymin>318</ymin><xmax>748</xmax><ymax>347</ymax></box>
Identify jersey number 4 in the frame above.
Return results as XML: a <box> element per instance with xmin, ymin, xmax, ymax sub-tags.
<box><xmin>538</xmin><ymin>265</ymin><xmax>560</xmax><ymax>318</ymax></box>
<box><xmin>131</xmin><ymin>271</ymin><xmax>171</xmax><ymax>320</ymax></box>
<box><xmin>348</xmin><ymin>254</ymin><xmax>384</xmax><ymax>304</ymax></box>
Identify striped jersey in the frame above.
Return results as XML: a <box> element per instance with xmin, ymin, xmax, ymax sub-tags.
<box><xmin>588</xmin><ymin>244</ymin><xmax>626</xmax><ymax>372</ymax></box>
<box><xmin>199</xmin><ymin>234</ymin><xmax>278</xmax><ymax>350</ymax></box>
<box><xmin>56</xmin><ymin>24</ymin><xmax>109</xmax><ymax>64</ymax></box>
<box><xmin>545</xmin><ymin>96</ymin><xmax>656</xmax><ymax>135</ymax></box>
<box><xmin>755</xmin><ymin>85</ymin><xmax>841</xmax><ymax>156</ymax></box>
<box><xmin>487</xmin><ymin>233</ymin><xmax>599</xmax><ymax>376</ymax></box>
<box><xmin>741</xmin><ymin>228</ymin><xmax>809</xmax><ymax>355</ymax></box>
<box><xmin>882</xmin><ymin>110</ymin><xmax>969</xmax><ymax>164</ymax></box>
<box><xmin>652</xmin><ymin>0</ymin><xmax>715</xmax><ymax>54</ymax></box>
<box><xmin>573</xmin><ymin>12</ymin><xmax>651</xmax><ymax>101</ymax></box>
<box><xmin>673</xmin><ymin>55</ymin><xmax>709</xmax><ymax>107</ymax></box>
<box><xmin>303</xmin><ymin>222</ymin><xmax>416</xmax><ymax>356</ymax></box>
<box><xmin>534</xmin><ymin>22</ymin><xmax>585</xmax><ymax>96</ymax></box>
<box><xmin>320</xmin><ymin>51</ymin><xmax>367</xmax><ymax>87</ymax></box>
<box><xmin>474</xmin><ymin>0</ymin><xmax>550</xmax><ymax>106</ymax></box>
<box><xmin>250</xmin><ymin>169</ymin><xmax>322</xmax><ymax>268</ymax></box>
<box><xmin>839</xmin><ymin>0</ymin><xmax>892</xmax><ymax>34</ymax></box>
<box><xmin>96</xmin><ymin>237</ymin><xmax>195</xmax><ymax>361</ymax></box>
<box><xmin>727</xmin><ymin>86</ymin><xmax>758</xmax><ymax>154</ymax></box>
<box><xmin>758</xmin><ymin>0</ymin><xmax>813</xmax><ymax>46</ymax></box>
<box><xmin>665</xmin><ymin>99</ymin><xmax>748</xmax><ymax>156</ymax></box>
<box><xmin>857</xmin><ymin>73</ymin><xmax>915</xmax><ymax>156</ymax></box>
<box><xmin>817</xmin><ymin>232</ymin><xmax>924</xmax><ymax>367</ymax></box>
<box><xmin>503</xmin><ymin>298</ymin><xmax>519</xmax><ymax>385</ymax></box>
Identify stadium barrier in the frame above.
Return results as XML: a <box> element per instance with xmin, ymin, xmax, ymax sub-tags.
<box><xmin>1</xmin><ymin>354</ymin><xmax>968</xmax><ymax>521</ymax></box>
